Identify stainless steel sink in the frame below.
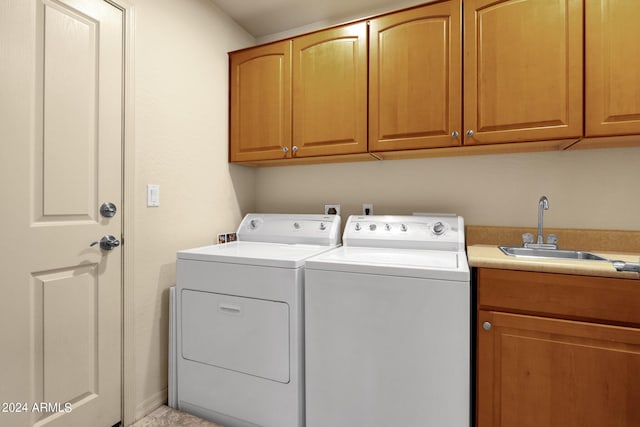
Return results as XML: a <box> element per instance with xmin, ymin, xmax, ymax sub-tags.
<box><xmin>498</xmin><ymin>246</ymin><xmax>609</xmax><ymax>261</ymax></box>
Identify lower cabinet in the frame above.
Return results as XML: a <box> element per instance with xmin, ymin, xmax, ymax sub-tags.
<box><xmin>476</xmin><ymin>268</ymin><xmax>640</xmax><ymax>427</ymax></box>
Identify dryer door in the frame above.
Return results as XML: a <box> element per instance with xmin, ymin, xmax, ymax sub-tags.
<box><xmin>181</xmin><ymin>289</ymin><xmax>290</xmax><ymax>383</ymax></box>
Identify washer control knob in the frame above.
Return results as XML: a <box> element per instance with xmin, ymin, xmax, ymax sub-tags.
<box><xmin>401</xmin><ymin>224</ymin><xmax>408</xmax><ymax>232</ymax></box>
<box><xmin>433</xmin><ymin>221</ymin><xmax>445</xmax><ymax>235</ymax></box>
<box><xmin>369</xmin><ymin>223</ymin><xmax>377</xmax><ymax>231</ymax></box>
<box><xmin>319</xmin><ymin>222</ymin><xmax>326</xmax><ymax>231</ymax></box>
<box><xmin>384</xmin><ymin>224</ymin><xmax>391</xmax><ymax>231</ymax></box>
<box><xmin>249</xmin><ymin>219</ymin><xmax>258</xmax><ymax>229</ymax></box>
<box><xmin>294</xmin><ymin>222</ymin><xmax>301</xmax><ymax>229</ymax></box>
<box><xmin>355</xmin><ymin>223</ymin><xmax>361</xmax><ymax>231</ymax></box>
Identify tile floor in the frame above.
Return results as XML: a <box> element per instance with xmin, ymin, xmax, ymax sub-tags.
<box><xmin>132</xmin><ymin>405</ymin><xmax>221</xmax><ymax>427</ymax></box>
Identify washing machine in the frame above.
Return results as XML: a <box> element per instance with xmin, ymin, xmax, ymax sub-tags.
<box><xmin>176</xmin><ymin>213</ymin><xmax>341</xmax><ymax>427</ymax></box>
<box><xmin>304</xmin><ymin>214</ymin><xmax>470</xmax><ymax>427</ymax></box>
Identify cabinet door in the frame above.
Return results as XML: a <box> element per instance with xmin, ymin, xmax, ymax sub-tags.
<box><xmin>369</xmin><ymin>1</ymin><xmax>462</xmax><ymax>152</ymax></box>
<box><xmin>464</xmin><ymin>0</ymin><xmax>582</xmax><ymax>145</ymax></box>
<box><xmin>477</xmin><ymin>310</ymin><xmax>640</xmax><ymax>427</ymax></box>
<box><xmin>229</xmin><ymin>41</ymin><xmax>291</xmax><ymax>162</ymax></box>
<box><xmin>292</xmin><ymin>23</ymin><xmax>367</xmax><ymax>157</ymax></box>
<box><xmin>586</xmin><ymin>0</ymin><xmax>640</xmax><ymax>137</ymax></box>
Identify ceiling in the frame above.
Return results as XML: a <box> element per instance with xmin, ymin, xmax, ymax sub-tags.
<box><xmin>211</xmin><ymin>0</ymin><xmax>428</xmax><ymax>39</ymax></box>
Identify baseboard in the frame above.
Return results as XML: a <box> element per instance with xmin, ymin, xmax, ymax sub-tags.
<box><xmin>132</xmin><ymin>388</ymin><xmax>168</xmax><ymax>424</ymax></box>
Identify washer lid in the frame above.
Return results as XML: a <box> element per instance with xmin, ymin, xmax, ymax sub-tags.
<box><xmin>305</xmin><ymin>246</ymin><xmax>470</xmax><ymax>281</ymax></box>
<box><xmin>177</xmin><ymin>241</ymin><xmax>338</xmax><ymax>268</ymax></box>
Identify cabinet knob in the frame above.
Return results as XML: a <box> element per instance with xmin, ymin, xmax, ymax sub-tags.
<box><xmin>451</xmin><ymin>131</ymin><xmax>459</xmax><ymax>139</ymax></box>
<box><xmin>282</xmin><ymin>146</ymin><xmax>289</xmax><ymax>153</ymax></box>
<box><xmin>292</xmin><ymin>145</ymin><xmax>299</xmax><ymax>153</ymax></box>
<box><xmin>466</xmin><ymin>130</ymin><xmax>475</xmax><ymax>137</ymax></box>
<box><xmin>482</xmin><ymin>321</ymin><xmax>492</xmax><ymax>331</ymax></box>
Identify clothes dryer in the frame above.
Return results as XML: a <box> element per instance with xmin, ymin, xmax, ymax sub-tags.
<box><xmin>177</xmin><ymin>213</ymin><xmax>340</xmax><ymax>427</ymax></box>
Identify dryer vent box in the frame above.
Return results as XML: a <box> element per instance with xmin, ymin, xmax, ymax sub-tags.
<box><xmin>324</xmin><ymin>204</ymin><xmax>340</xmax><ymax>215</ymax></box>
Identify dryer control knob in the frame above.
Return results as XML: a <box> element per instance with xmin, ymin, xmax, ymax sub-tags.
<box><xmin>355</xmin><ymin>223</ymin><xmax>361</xmax><ymax>231</ymax></box>
<box><xmin>433</xmin><ymin>222</ymin><xmax>445</xmax><ymax>235</ymax></box>
<box><xmin>319</xmin><ymin>222</ymin><xmax>326</xmax><ymax>231</ymax></box>
<box><xmin>369</xmin><ymin>224</ymin><xmax>377</xmax><ymax>231</ymax></box>
<box><xmin>294</xmin><ymin>222</ymin><xmax>301</xmax><ymax>229</ymax></box>
<box><xmin>384</xmin><ymin>224</ymin><xmax>391</xmax><ymax>231</ymax></box>
<box><xmin>401</xmin><ymin>224</ymin><xmax>408</xmax><ymax>232</ymax></box>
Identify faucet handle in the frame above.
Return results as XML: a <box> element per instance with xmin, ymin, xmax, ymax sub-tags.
<box><xmin>546</xmin><ymin>234</ymin><xmax>558</xmax><ymax>246</ymax></box>
<box><xmin>522</xmin><ymin>233</ymin><xmax>534</xmax><ymax>245</ymax></box>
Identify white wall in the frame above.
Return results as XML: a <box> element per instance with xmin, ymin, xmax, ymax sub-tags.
<box><xmin>255</xmin><ymin>0</ymin><xmax>433</xmax><ymax>43</ymax></box>
<box><xmin>131</xmin><ymin>0</ymin><xmax>255</xmax><ymax>419</ymax></box>
<box><xmin>250</xmin><ymin>0</ymin><xmax>640</xmax><ymax>233</ymax></box>
<box><xmin>127</xmin><ymin>0</ymin><xmax>639</xmax><ymax>421</ymax></box>
<box><xmin>255</xmin><ymin>147</ymin><xmax>640</xmax><ymax>231</ymax></box>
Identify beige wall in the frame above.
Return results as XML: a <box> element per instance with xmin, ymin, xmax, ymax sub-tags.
<box><xmin>255</xmin><ymin>0</ymin><xmax>433</xmax><ymax>44</ymax></box>
<box><xmin>255</xmin><ymin>147</ymin><xmax>640</xmax><ymax>231</ymax></box>
<box><xmin>131</xmin><ymin>0</ymin><xmax>255</xmax><ymax>420</ymax></box>
<box><xmin>129</xmin><ymin>0</ymin><xmax>640</xmax><ymax>421</ymax></box>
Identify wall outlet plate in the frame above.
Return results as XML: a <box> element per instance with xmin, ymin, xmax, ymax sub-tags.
<box><xmin>362</xmin><ymin>203</ymin><xmax>373</xmax><ymax>215</ymax></box>
<box><xmin>324</xmin><ymin>204</ymin><xmax>341</xmax><ymax>215</ymax></box>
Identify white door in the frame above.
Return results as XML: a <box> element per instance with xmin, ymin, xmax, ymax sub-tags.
<box><xmin>0</xmin><ymin>0</ymin><xmax>124</xmax><ymax>426</ymax></box>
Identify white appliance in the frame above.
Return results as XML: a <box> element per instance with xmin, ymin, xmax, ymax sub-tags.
<box><xmin>168</xmin><ymin>286</ymin><xmax>177</xmax><ymax>409</ymax></box>
<box><xmin>176</xmin><ymin>213</ymin><xmax>341</xmax><ymax>427</ymax></box>
<box><xmin>304</xmin><ymin>214</ymin><xmax>470</xmax><ymax>427</ymax></box>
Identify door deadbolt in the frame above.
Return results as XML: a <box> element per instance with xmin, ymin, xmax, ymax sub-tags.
<box><xmin>100</xmin><ymin>202</ymin><xmax>117</xmax><ymax>218</ymax></box>
<box><xmin>90</xmin><ymin>235</ymin><xmax>121</xmax><ymax>251</ymax></box>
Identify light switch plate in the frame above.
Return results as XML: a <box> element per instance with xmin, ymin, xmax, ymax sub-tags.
<box><xmin>147</xmin><ymin>184</ymin><xmax>160</xmax><ymax>207</ymax></box>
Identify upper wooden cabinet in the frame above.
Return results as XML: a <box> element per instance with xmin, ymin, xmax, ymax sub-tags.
<box><xmin>463</xmin><ymin>0</ymin><xmax>583</xmax><ymax>145</ymax></box>
<box><xmin>292</xmin><ymin>23</ymin><xmax>368</xmax><ymax>157</ymax></box>
<box><xmin>369</xmin><ymin>1</ymin><xmax>462</xmax><ymax>152</ymax></box>
<box><xmin>586</xmin><ymin>0</ymin><xmax>640</xmax><ymax>137</ymax></box>
<box><xmin>229</xmin><ymin>41</ymin><xmax>291</xmax><ymax>162</ymax></box>
<box><xmin>229</xmin><ymin>0</ymin><xmax>640</xmax><ymax>165</ymax></box>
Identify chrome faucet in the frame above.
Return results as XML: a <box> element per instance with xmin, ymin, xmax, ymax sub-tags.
<box><xmin>536</xmin><ymin>196</ymin><xmax>549</xmax><ymax>244</ymax></box>
<box><xmin>523</xmin><ymin>195</ymin><xmax>558</xmax><ymax>249</ymax></box>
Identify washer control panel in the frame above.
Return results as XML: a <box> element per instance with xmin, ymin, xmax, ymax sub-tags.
<box><xmin>238</xmin><ymin>213</ymin><xmax>342</xmax><ymax>246</ymax></box>
<box><xmin>344</xmin><ymin>215</ymin><xmax>464</xmax><ymax>251</ymax></box>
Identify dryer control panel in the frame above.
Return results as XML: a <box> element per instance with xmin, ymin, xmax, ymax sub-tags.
<box><xmin>237</xmin><ymin>213</ymin><xmax>341</xmax><ymax>246</ymax></box>
<box><xmin>343</xmin><ymin>215</ymin><xmax>464</xmax><ymax>252</ymax></box>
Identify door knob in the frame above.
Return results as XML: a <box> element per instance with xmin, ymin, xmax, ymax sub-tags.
<box><xmin>90</xmin><ymin>235</ymin><xmax>121</xmax><ymax>251</ymax></box>
<box><xmin>100</xmin><ymin>202</ymin><xmax>117</xmax><ymax>218</ymax></box>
